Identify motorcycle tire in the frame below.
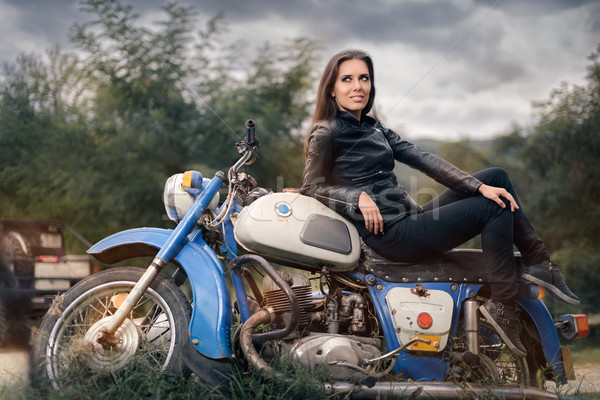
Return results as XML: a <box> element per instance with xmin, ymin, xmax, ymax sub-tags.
<box><xmin>477</xmin><ymin>320</ymin><xmax>531</xmax><ymax>386</ymax></box>
<box><xmin>31</xmin><ymin>267</ymin><xmax>191</xmax><ymax>392</ymax></box>
<box><xmin>522</xmin><ymin>317</ymin><xmax>552</xmax><ymax>388</ymax></box>
<box><xmin>7</xmin><ymin>232</ymin><xmax>34</xmax><ymax>277</ymax></box>
<box><xmin>455</xmin><ymin>318</ymin><xmax>531</xmax><ymax>386</ymax></box>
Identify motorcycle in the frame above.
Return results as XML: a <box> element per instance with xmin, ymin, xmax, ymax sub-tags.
<box><xmin>32</xmin><ymin>120</ymin><xmax>589</xmax><ymax>398</ymax></box>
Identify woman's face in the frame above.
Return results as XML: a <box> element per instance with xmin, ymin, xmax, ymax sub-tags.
<box><xmin>332</xmin><ymin>58</ymin><xmax>371</xmax><ymax>120</ymax></box>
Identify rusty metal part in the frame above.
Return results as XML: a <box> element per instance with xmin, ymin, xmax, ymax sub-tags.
<box><xmin>102</xmin><ymin>257</ymin><xmax>165</xmax><ymax>335</ymax></box>
<box><xmin>239</xmin><ymin>307</ymin><xmax>280</xmax><ymax>376</ymax></box>
<box><xmin>96</xmin><ymin>329</ymin><xmax>122</xmax><ymax>350</ymax></box>
<box><xmin>410</xmin><ymin>284</ymin><xmax>430</xmax><ymax>297</ymax></box>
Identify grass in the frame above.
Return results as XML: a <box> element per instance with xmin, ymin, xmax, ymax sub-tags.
<box><xmin>572</xmin><ymin>347</ymin><xmax>600</xmax><ymax>364</ymax></box>
<box><xmin>2</xmin><ymin>356</ymin><xmax>600</xmax><ymax>400</ymax></box>
<box><xmin>2</xmin><ymin>319</ymin><xmax>599</xmax><ymax>400</ymax></box>
<box><xmin>0</xmin><ymin>358</ymin><xmax>333</xmax><ymax>400</ymax></box>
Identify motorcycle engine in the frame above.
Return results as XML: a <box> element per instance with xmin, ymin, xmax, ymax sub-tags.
<box><xmin>262</xmin><ymin>270</ymin><xmax>318</xmax><ymax>329</ymax></box>
<box><xmin>261</xmin><ymin>271</ymin><xmax>383</xmax><ymax>379</ymax></box>
<box><xmin>290</xmin><ymin>333</ymin><xmax>382</xmax><ymax>380</ymax></box>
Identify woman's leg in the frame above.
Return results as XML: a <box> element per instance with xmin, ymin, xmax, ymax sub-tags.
<box><xmin>421</xmin><ymin>167</ymin><xmax>579</xmax><ymax>305</ymax></box>
<box><xmin>422</xmin><ymin>167</ymin><xmax>549</xmax><ymax>265</ymax></box>
<box><xmin>367</xmin><ymin>194</ymin><xmax>518</xmax><ymax>302</ymax></box>
<box><xmin>365</xmin><ymin>192</ymin><xmax>527</xmax><ymax>356</ymax></box>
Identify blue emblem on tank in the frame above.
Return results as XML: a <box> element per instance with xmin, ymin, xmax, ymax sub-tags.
<box><xmin>275</xmin><ymin>201</ymin><xmax>292</xmax><ymax>218</ymax></box>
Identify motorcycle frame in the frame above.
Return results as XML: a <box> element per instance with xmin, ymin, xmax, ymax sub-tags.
<box><xmin>358</xmin><ymin>275</ymin><xmax>567</xmax><ymax>382</ymax></box>
<box><xmin>88</xmin><ymin>171</ymin><xmax>568</xmax><ymax>383</ymax></box>
<box><xmin>88</xmin><ymin>172</ymin><xmax>234</xmax><ymax>359</ymax></box>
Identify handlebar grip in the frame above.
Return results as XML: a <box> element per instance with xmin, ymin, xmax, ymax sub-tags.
<box><xmin>245</xmin><ymin>119</ymin><xmax>258</xmax><ymax>147</ymax></box>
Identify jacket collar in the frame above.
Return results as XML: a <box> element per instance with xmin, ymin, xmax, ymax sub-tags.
<box><xmin>337</xmin><ymin>110</ymin><xmax>377</xmax><ymax>128</ymax></box>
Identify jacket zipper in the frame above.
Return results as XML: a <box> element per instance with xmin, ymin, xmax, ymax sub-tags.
<box><xmin>406</xmin><ymin>193</ymin><xmax>423</xmax><ymax>213</ymax></box>
<box><xmin>315</xmin><ymin>194</ymin><xmax>354</xmax><ymax>207</ymax></box>
<box><xmin>351</xmin><ymin>170</ymin><xmax>383</xmax><ymax>182</ymax></box>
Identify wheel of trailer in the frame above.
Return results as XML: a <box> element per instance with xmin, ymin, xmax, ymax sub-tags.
<box><xmin>0</xmin><ymin>299</ymin><xmax>8</xmax><ymax>347</ymax></box>
<box><xmin>6</xmin><ymin>232</ymin><xmax>34</xmax><ymax>277</ymax></box>
<box><xmin>31</xmin><ymin>267</ymin><xmax>191</xmax><ymax>392</ymax></box>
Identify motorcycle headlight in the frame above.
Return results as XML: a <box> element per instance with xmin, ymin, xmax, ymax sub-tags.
<box><xmin>163</xmin><ymin>171</ymin><xmax>219</xmax><ymax>223</ymax></box>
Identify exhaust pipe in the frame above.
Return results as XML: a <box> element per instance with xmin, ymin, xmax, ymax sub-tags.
<box><xmin>324</xmin><ymin>381</ymin><xmax>561</xmax><ymax>399</ymax></box>
<box><xmin>463</xmin><ymin>297</ymin><xmax>480</xmax><ymax>355</ymax></box>
<box><xmin>239</xmin><ymin>307</ymin><xmax>281</xmax><ymax>376</ymax></box>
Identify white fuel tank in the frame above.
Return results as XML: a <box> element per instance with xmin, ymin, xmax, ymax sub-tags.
<box><xmin>233</xmin><ymin>192</ymin><xmax>360</xmax><ymax>271</ymax></box>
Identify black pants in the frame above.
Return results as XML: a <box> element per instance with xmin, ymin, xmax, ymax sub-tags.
<box><xmin>364</xmin><ymin>168</ymin><xmax>549</xmax><ymax>302</ymax></box>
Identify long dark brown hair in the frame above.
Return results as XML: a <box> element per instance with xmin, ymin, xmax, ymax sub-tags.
<box><xmin>304</xmin><ymin>49</ymin><xmax>377</xmax><ymax>155</ymax></box>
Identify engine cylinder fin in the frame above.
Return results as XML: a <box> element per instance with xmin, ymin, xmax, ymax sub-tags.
<box><xmin>263</xmin><ymin>285</ymin><xmax>313</xmax><ymax>327</ymax></box>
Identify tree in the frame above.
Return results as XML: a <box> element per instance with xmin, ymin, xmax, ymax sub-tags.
<box><xmin>0</xmin><ymin>49</ymin><xmax>93</xmax><ymax>223</ymax></box>
<box><xmin>0</xmin><ymin>0</ymin><xmax>320</xmax><ymax>246</ymax></box>
<box><xmin>193</xmin><ymin>38</ymin><xmax>320</xmax><ymax>191</ymax></box>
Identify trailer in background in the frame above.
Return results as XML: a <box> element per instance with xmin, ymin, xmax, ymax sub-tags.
<box><xmin>0</xmin><ymin>219</ymin><xmax>98</xmax><ymax>346</ymax></box>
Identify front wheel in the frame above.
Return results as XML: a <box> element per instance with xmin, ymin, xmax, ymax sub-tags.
<box><xmin>31</xmin><ymin>267</ymin><xmax>191</xmax><ymax>392</ymax></box>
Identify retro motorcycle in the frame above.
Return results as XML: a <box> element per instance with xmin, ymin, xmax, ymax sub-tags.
<box><xmin>32</xmin><ymin>120</ymin><xmax>589</xmax><ymax>398</ymax></box>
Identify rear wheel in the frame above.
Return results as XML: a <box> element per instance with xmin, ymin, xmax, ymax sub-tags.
<box><xmin>31</xmin><ymin>267</ymin><xmax>191</xmax><ymax>392</ymax></box>
<box><xmin>522</xmin><ymin>318</ymin><xmax>554</xmax><ymax>389</ymax></box>
<box><xmin>477</xmin><ymin>320</ymin><xmax>531</xmax><ymax>385</ymax></box>
<box><xmin>454</xmin><ymin>319</ymin><xmax>530</xmax><ymax>386</ymax></box>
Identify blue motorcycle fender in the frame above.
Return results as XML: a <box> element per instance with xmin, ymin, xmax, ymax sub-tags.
<box><xmin>517</xmin><ymin>297</ymin><xmax>567</xmax><ymax>383</ymax></box>
<box><xmin>88</xmin><ymin>228</ymin><xmax>232</xmax><ymax>360</ymax></box>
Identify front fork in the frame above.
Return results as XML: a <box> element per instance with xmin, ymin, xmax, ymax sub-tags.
<box><xmin>463</xmin><ymin>297</ymin><xmax>480</xmax><ymax>356</ymax></box>
<box><xmin>96</xmin><ymin>257</ymin><xmax>166</xmax><ymax>347</ymax></box>
<box><xmin>96</xmin><ymin>171</ymin><xmax>226</xmax><ymax>348</ymax></box>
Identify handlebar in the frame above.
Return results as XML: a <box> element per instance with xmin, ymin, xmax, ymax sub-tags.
<box><xmin>232</xmin><ymin>119</ymin><xmax>259</xmax><ymax>175</ymax></box>
<box><xmin>244</xmin><ymin>119</ymin><xmax>259</xmax><ymax>148</ymax></box>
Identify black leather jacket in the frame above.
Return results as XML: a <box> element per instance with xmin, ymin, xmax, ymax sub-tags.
<box><xmin>300</xmin><ymin>111</ymin><xmax>482</xmax><ymax>235</ymax></box>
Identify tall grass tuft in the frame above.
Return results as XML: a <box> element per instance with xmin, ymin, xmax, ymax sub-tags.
<box><xmin>2</xmin><ymin>358</ymin><xmax>335</xmax><ymax>400</ymax></box>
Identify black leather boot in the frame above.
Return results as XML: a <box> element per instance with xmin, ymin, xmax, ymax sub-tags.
<box><xmin>522</xmin><ymin>260</ymin><xmax>580</xmax><ymax>305</ymax></box>
<box><xmin>479</xmin><ymin>299</ymin><xmax>527</xmax><ymax>358</ymax></box>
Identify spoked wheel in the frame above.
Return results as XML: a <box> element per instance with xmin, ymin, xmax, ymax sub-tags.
<box><xmin>477</xmin><ymin>320</ymin><xmax>530</xmax><ymax>385</ymax></box>
<box><xmin>31</xmin><ymin>267</ymin><xmax>191</xmax><ymax>392</ymax></box>
<box><xmin>453</xmin><ymin>319</ymin><xmax>530</xmax><ymax>386</ymax></box>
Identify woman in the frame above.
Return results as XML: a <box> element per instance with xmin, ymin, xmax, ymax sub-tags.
<box><xmin>300</xmin><ymin>49</ymin><xmax>579</xmax><ymax>358</ymax></box>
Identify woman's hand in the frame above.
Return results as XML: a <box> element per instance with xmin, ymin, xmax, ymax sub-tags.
<box><xmin>359</xmin><ymin>191</ymin><xmax>384</xmax><ymax>234</ymax></box>
<box><xmin>478</xmin><ymin>184</ymin><xmax>519</xmax><ymax>212</ymax></box>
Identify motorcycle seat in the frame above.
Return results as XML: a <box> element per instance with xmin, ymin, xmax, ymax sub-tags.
<box><xmin>359</xmin><ymin>245</ymin><xmax>523</xmax><ymax>284</ymax></box>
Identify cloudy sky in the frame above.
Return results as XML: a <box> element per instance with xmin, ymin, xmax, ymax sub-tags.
<box><xmin>1</xmin><ymin>0</ymin><xmax>599</xmax><ymax>140</ymax></box>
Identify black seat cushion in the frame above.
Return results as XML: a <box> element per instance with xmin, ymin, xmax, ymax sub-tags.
<box><xmin>359</xmin><ymin>245</ymin><xmax>523</xmax><ymax>284</ymax></box>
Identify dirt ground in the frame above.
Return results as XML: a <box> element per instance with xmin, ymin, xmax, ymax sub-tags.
<box><xmin>1</xmin><ymin>346</ymin><xmax>599</xmax><ymax>396</ymax></box>
<box><xmin>555</xmin><ymin>363</ymin><xmax>600</xmax><ymax>395</ymax></box>
<box><xmin>0</xmin><ymin>347</ymin><xmax>29</xmax><ymax>386</ymax></box>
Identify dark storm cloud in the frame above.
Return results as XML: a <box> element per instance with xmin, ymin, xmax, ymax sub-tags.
<box><xmin>177</xmin><ymin>0</ymin><xmax>522</xmax><ymax>91</ymax></box>
<box><xmin>476</xmin><ymin>0</ymin><xmax>599</xmax><ymax>15</ymax></box>
<box><xmin>179</xmin><ymin>0</ymin><xmax>475</xmax><ymax>52</ymax></box>
<box><xmin>165</xmin><ymin>0</ymin><xmax>552</xmax><ymax>91</ymax></box>
<box><xmin>1</xmin><ymin>0</ymin><xmax>597</xmax><ymax>140</ymax></box>
<box><xmin>586</xmin><ymin>1</ymin><xmax>600</xmax><ymax>34</ymax></box>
